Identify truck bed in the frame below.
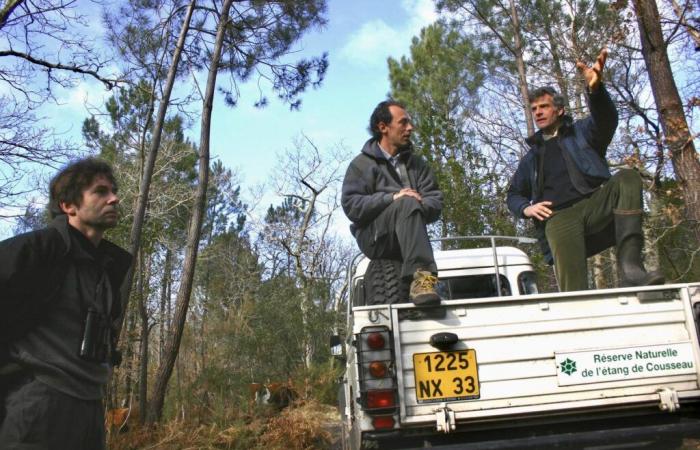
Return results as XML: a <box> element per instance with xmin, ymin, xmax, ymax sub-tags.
<box><xmin>352</xmin><ymin>284</ymin><xmax>700</xmax><ymax>434</ymax></box>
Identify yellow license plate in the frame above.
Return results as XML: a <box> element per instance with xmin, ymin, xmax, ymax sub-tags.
<box><xmin>413</xmin><ymin>350</ymin><xmax>480</xmax><ymax>403</ymax></box>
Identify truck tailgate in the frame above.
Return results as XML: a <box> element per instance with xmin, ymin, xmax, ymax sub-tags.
<box><xmin>392</xmin><ymin>285</ymin><xmax>700</xmax><ymax>426</ymax></box>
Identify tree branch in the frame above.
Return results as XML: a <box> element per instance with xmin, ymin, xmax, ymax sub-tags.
<box><xmin>0</xmin><ymin>49</ymin><xmax>118</xmax><ymax>89</ymax></box>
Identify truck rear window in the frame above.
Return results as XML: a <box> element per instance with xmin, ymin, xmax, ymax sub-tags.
<box><xmin>436</xmin><ymin>275</ymin><xmax>511</xmax><ymax>299</ymax></box>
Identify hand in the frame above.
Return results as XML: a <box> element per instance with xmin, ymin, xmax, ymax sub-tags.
<box><xmin>393</xmin><ymin>188</ymin><xmax>422</xmax><ymax>202</ymax></box>
<box><xmin>576</xmin><ymin>48</ymin><xmax>608</xmax><ymax>92</ymax></box>
<box><xmin>523</xmin><ymin>201</ymin><xmax>553</xmax><ymax>221</ymax></box>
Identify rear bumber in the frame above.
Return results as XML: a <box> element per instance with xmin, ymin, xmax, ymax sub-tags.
<box><xmin>352</xmin><ymin>284</ymin><xmax>700</xmax><ymax>445</ymax></box>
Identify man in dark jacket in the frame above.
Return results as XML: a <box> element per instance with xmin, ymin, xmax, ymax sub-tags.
<box><xmin>507</xmin><ymin>49</ymin><xmax>663</xmax><ymax>291</ymax></box>
<box><xmin>342</xmin><ymin>100</ymin><xmax>443</xmax><ymax>305</ymax></box>
<box><xmin>0</xmin><ymin>158</ymin><xmax>132</xmax><ymax>450</ymax></box>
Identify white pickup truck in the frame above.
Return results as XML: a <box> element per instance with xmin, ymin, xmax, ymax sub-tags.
<box><xmin>333</xmin><ymin>237</ymin><xmax>700</xmax><ymax>449</ymax></box>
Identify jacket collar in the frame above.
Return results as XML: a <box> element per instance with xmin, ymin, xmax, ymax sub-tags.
<box><xmin>525</xmin><ymin>114</ymin><xmax>574</xmax><ymax>146</ymax></box>
<box><xmin>361</xmin><ymin>139</ymin><xmax>412</xmax><ymax>162</ymax></box>
<box><xmin>48</xmin><ymin>214</ymin><xmax>132</xmax><ymax>278</ymax></box>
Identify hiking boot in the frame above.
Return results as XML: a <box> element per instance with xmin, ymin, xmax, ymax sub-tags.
<box><xmin>409</xmin><ymin>270</ymin><xmax>441</xmax><ymax>306</ymax></box>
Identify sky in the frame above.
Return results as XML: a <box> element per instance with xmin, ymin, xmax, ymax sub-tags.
<box><xmin>1</xmin><ymin>0</ymin><xmax>439</xmax><ymax>236</ymax></box>
<box><xmin>207</xmin><ymin>0</ymin><xmax>438</xmax><ymax>207</ymax></box>
<box><xmin>1</xmin><ymin>0</ymin><xmax>439</xmax><ymax>238</ymax></box>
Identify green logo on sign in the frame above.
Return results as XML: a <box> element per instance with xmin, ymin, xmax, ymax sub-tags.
<box><xmin>560</xmin><ymin>358</ymin><xmax>577</xmax><ymax>375</ymax></box>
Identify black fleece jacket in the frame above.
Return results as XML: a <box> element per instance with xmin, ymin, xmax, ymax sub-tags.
<box><xmin>0</xmin><ymin>215</ymin><xmax>131</xmax><ymax>398</ymax></box>
<box><xmin>341</xmin><ymin>139</ymin><xmax>443</xmax><ymax>235</ymax></box>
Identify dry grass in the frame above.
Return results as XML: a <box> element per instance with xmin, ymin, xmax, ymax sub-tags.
<box><xmin>258</xmin><ymin>399</ymin><xmax>338</xmax><ymax>450</ymax></box>
<box><xmin>107</xmin><ymin>400</ymin><xmax>340</xmax><ymax>450</ymax></box>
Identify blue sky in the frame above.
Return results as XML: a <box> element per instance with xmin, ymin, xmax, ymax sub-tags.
<box><xmin>207</xmin><ymin>0</ymin><xmax>437</xmax><ymax>186</ymax></box>
<box><xmin>3</xmin><ymin>0</ymin><xmax>438</xmax><ymax>237</ymax></box>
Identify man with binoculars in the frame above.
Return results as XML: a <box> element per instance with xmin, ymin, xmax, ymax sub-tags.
<box><xmin>0</xmin><ymin>158</ymin><xmax>132</xmax><ymax>450</ymax></box>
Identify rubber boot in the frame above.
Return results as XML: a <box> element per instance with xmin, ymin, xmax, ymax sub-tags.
<box><xmin>614</xmin><ymin>213</ymin><xmax>665</xmax><ymax>287</ymax></box>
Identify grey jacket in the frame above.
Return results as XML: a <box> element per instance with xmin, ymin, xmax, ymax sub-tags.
<box><xmin>341</xmin><ymin>139</ymin><xmax>443</xmax><ymax>234</ymax></box>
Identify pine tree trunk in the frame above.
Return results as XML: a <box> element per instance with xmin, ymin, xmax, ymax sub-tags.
<box><xmin>147</xmin><ymin>0</ymin><xmax>234</xmax><ymax>423</ymax></box>
<box><xmin>632</xmin><ymin>0</ymin><xmax>700</xmax><ymax>244</ymax></box>
<box><xmin>158</xmin><ymin>247</ymin><xmax>171</xmax><ymax>365</ymax></box>
<box><xmin>138</xmin><ymin>251</ymin><xmax>151</xmax><ymax>425</ymax></box>
<box><xmin>116</xmin><ymin>0</ymin><xmax>197</xmax><ymax>342</ymax></box>
<box><xmin>509</xmin><ymin>0</ymin><xmax>534</xmax><ymax>136</ymax></box>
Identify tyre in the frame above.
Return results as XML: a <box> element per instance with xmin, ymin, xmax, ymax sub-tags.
<box><xmin>364</xmin><ymin>259</ymin><xmax>410</xmax><ymax>304</ymax></box>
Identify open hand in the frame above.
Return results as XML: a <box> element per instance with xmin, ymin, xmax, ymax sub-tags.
<box><xmin>576</xmin><ymin>48</ymin><xmax>608</xmax><ymax>92</ymax></box>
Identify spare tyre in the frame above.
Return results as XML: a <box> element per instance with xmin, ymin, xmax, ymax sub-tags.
<box><xmin>364</xmin><ymin>259</ymin><xmax>410</xmax><ymax>305</ymax></box>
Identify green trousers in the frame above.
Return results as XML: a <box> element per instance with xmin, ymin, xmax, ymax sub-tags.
<box><xmin>545</xmin><ymin>169</ymin><xmax>643</xmax><ymax>291</ymax></box>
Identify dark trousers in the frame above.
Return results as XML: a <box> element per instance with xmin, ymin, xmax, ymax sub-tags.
<box><xmin>0</xmin><ymin>376</ymin><xmax>105</xmax><ymax>450</ymax></box>
<box><xmin>355</xmin><ymin>197</ymin><xmax>437</xmax><ymax>278</ymax></box>
<box><xmin>545</xmin><ymin>169</ymin><xmax>643</xmax><ymax>291</ymax></box>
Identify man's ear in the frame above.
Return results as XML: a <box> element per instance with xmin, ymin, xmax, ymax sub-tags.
<box><xmin>60</xmin><ymin>201</ymin><xmax>77</xmax><ymax>216</ymax></box>
<box><xmin>377</xmin><ymin>121</ymin><xmax>389</xmax><ymax>134</ymax></box>
<box><xmin>558</xmin><ymin>108</ymin><xmax>565</xmax><ymax>117</ymax></box>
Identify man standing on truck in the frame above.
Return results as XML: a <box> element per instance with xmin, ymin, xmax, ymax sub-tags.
<box><xmin>507</xmin><ymin>49</ymin><xmax>664</xmax><ymax>291</ymax></box>
<box><xmin>342</xmin><ymin>100</ymin><xmax>443</xmax><ymax>305</ymax></box>
<box><xmin>0</xmin><ymin>158</ymin><xmax>132</xmax><ymax>449</ymax></box>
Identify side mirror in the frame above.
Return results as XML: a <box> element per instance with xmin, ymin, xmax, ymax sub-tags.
<box><xmin>330</xmin><ymin>334</ymin><xmax>344</xmax><ymax>358</ymax></box>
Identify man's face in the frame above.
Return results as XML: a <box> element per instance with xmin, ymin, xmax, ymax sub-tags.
<box><xmin>62</xmin><ymin>174</ymin><xmax>120</xmax><ymax>232</ymax></box>
<box><xmin>531</xmin><ymin>94</ymin><xmax>564</xmax><ymax>132</ymax></box>
<box><xmin>379</xmin><ymin>105</ymin><xmax>414</xmax><ymax>152</ymax></box>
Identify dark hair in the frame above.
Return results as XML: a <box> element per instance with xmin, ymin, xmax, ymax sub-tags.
<box><xmin>528</xmin><ymin>86</ymin><xmax>566</xmax><ymax>110</ymax></box>
<box><xmin>368</xmin><ymin>99</ymin><xmax>406</xmax><ymax>141</ymax></box>
<box><xmin>48</xmin><ymin>158</ymin><xmax>117</xmax><ymax>218</ymax></box>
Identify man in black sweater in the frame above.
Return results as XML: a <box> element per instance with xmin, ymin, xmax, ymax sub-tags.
<box><xmin>507</xmin><ymin>49</ymin><xmax>664</xmax><ymax>291</ymax></box>
<box><xmin>0</xmin><ymin>158</ymin><xmax>131</xmax><ymax>449</ymax></box>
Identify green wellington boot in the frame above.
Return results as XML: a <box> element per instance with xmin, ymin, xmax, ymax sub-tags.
<box><xmin>615</xmin><ymin>213</ymin><xmax>665</xmax><ymax>287</ymax></box>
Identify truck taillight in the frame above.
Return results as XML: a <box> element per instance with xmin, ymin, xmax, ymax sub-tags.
<box><xmin>366</xmin><ymin>390</ymin><xmax>396</xmax><ymax>408</ymax></box>
<box><xmin>369</xmin><ymin>361</ymin><xmax>387</xmax><ymax>378</ymax></box>
<box><xmin>357</xmin><ymin>326</ymin><xmax>399</xmax><ymax>414</ymax></box>
<box><xmin>367</xmin><ymin>332</ymin><xmax>385</xmax><ymax>349</ymax></box>
<box><xmin>372</xmin><ymin>415</ymin><xmax>395</xmax><ymax>430</ymax></box>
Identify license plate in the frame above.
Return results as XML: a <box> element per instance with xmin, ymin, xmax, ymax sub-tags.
<box><xmin>413</xmin><ymin>350</ymin><xmax>480</xmax><ymax>403</ymax></box>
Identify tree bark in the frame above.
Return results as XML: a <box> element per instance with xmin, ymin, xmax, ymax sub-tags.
<box><xmin>137</xmin><ymin>251</ymin><xmax>151</xmax><ymax>425</ymax></box>
<box><xmin>632</xmin><ymin>0</ymin><xmax>700</xmax><ymax>244</ymax></box>
<box><xmin>508</xmin><ymin>0</ymin><xmax>534</xmax><ymax>136</ymax></box>
<box><xmin>147</xmin><ymin>0</ymin><xmax>234</xmax><ymax>423</ymax></box>
<box><xmin>117</xmin><ymin>0</ymin><xmax>197</xmax><ymax>343</ymax></box>
<box><xmin>158</xmin><ymin>247</ymin><xmax>172</xmax><ymax>365</ymax></box>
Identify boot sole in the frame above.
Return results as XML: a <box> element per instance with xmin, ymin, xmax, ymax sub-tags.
<box><xmin>411</xmin><ymin>293</ymin><xmax>441</xmax><ymax>307</ymax></box>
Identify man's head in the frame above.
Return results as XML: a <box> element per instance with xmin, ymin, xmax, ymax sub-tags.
<box><xmin>529</xmin><ymin>86</ymin><xmax>566</xmax><ymax>134</ymax></box>
<box><xmin>369</xmin><ymin>100</ymin><xmax>414</xmax><ymax>155</ymax></box>
<box><xmin>49</xmin><ymin>158</ymin><xmax>120</xmax><ymax>241</ymax></box>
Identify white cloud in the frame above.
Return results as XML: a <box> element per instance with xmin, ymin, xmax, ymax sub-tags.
<box><xmin>340</xmin><ymin>20</ymin><xmax>402</xmax><ymax>67</ymax></box>
<box><xmin>340</xmin><ymin>0</ymin><xmax>438</xmax><ymax>67</ymax></box>
<box><xmin>403</xmin><ymin>0</ymin><xmax>439</xmax><ymax>34</ymax></box>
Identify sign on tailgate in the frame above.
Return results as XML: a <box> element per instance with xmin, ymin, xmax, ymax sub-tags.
<box><xmin>555</xmin><ymin>342</ymin><xmax>697</xmax><ymax>386</ymax></box>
